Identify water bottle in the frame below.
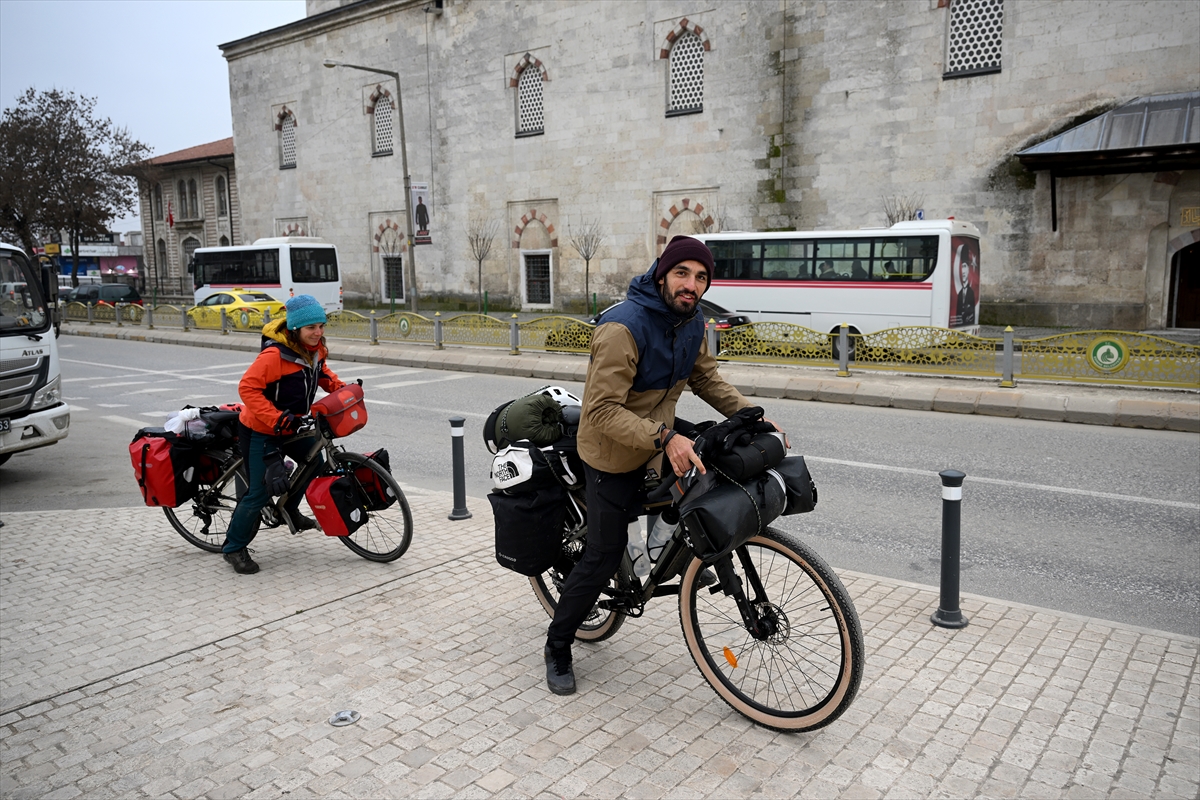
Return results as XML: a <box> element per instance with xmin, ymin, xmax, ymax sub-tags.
<box><xmin>626</xmin><ymin>519</ymin><xmax>650</xmax><ymax>581</ymax></box>
<box><xmin>646</xmin><ymin>514</ymin><xmax>678</xmax><ymax>564</ymax></box>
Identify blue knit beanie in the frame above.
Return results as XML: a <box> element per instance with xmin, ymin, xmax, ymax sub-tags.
<box><xmin>285</xmin><ymin>295</ymin><xmax>326</xmax><ymax>329</ymax></box>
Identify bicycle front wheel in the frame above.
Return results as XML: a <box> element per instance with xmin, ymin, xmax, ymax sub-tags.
<box><xmin>678</xmin><ymin>527</ymin><xmax>864</xmax><ymax>732</ymax></box>
<box><xmin>329</xmin><ymin>451</ymin><xmax>413</xmax><ymax>562</ymax></box>
<box><xmin>164</xmin><ymin>459</ymin><xmax>250</xmax><ymax>553</ymax></box>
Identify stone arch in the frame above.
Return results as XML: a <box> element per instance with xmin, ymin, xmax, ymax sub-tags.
<box><xmin>511</xmin><ymin>208</ymin><xmax>557</xmax><ymax>249</ymax></box>
<box><xmin>656</xmin><ymin>198</ymin><xmax>713</xmax><ymax>249</ymax></box>
<box><xmin>658</xmin><ymin>18</ymin><xmax>712</xmax><ymax>59</ymax></box>
<box><xmin>1167</xmin><ymin>228</ymin><xmax>1200</xmax><ymax>260</ymax></box>
<box><xmin>508</xmin><ymin>53</ymin><xmax>550</xmax><ymax>87</ymax></box>
<box><xmin>373</xmin><ymin>219</ymin><xmax>408</xmax><ymax>255</ymax></box>
<box><xmin>282</xmin><ymin>222</ymin><xmax>307</xmax><ymax>236</ymax></box>
<box><xmin>366</xmin><ymin>85</ymin><xmax>394</xmax><ymax>114</ymax></box>
<box><xmin>273</xmin><ymin>106</ymin><xmax>296</xmax><ymax>131</ymax></box>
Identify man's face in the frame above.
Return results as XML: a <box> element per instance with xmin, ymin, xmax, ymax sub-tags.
<box><xmin>960</xmin><ymin>260</ymin><xmax>969</xmax><ymax>285</ymax></box>
<box><xmin>658</xmin><ymin>259</ymin><xmax>708</xmax><ymax>316</ymax></box>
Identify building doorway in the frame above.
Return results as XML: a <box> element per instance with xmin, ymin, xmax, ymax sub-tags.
<box><xmin>1169</xmin><ymin>241</ymin><xmax>1199</xmax><ymax>328</ymax></box>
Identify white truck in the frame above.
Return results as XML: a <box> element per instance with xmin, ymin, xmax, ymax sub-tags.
<box><xmin>0</xmin><ymin>242</ymin><xmax>70</xmax><ymax>466</ymax></box>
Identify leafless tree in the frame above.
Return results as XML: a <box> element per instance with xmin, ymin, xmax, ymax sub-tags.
<box><xmin>882</xmin><ymin>194</ymin><xmax>925</xmax><ymax>227</ymax></box>
<box><xmin>568</xmin><ymin>218</ymin><xmax>606</xmax><ymax>314</ymax></box>
<box><xmin>705</xmin><ymin>204</ymin><xmax>730</xmax><ymax>233</ymax></box>
<box><xmin>466</xmin><ymin>216</ymin><xmax>499</xmax><ymax>312</ymax></box>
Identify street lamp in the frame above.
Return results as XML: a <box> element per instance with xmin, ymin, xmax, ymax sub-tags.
<box><xmin>323</xmin><ymin>58</ymin><xmax>419</xmax><ymax>313</ymax></box>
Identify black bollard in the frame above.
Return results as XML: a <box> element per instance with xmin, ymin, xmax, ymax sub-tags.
<box><xmin>931</xmin><ymin>469</ymin><xmax>969</xmax><ymax>629</ymax></box>
<box><xmin>448</xmin><ymin>416</ymin><xmax>472</xmax><ymax>520</ymax></box>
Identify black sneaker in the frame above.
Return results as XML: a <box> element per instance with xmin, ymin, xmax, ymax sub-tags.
<box><xmin>544</xmin><ymin>641</ymin><xmax>576</xmax><ymax>695</ymax></box>
<box><xmin>223</xmin><ymin>548</ymin><xmax>259</xmax><ymax>574</ymax></box>
<box><xmin>291</xmin><ymin>513</ymin><xmax>319</xmax><ymax>532</ymax></box>
<box><xmin>698</xmin><ymin>568</ymin><xmax>718</xmax><ymax>588</ymax></box>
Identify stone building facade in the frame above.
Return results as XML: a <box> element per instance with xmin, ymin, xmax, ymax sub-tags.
<box><xmin>219</xmin><ymin>0</ymin><xmax>1199</xmax><ymax>327</ymax></box>
<box><xmin>136</xmin><ymin>138</ymin><xmax>241</xmax><ymax>297</ymax></box>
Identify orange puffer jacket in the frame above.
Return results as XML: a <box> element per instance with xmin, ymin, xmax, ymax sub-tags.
<box><xmin>238</xmin><ymin>318</ymin><xmax>345</xmax><ymax>436</ymax></box>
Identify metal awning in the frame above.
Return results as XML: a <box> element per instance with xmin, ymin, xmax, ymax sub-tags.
<box><xmin>1015</xmin><ymin>91</ymin><xmax>1200</xmax><ymax>230</ymax></box>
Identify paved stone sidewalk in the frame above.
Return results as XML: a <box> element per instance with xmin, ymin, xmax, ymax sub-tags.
<box><xmin>1</xmin><ymin>489</ymin><xmax>1197</xmax><ymax>799</ymax></box>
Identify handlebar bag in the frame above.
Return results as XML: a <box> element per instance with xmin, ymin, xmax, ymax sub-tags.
<box><xmin>305</xmin><ymin>475</ymin><xmax>368</xmax><ymax>536</ymax></box>
<box><xmin>129</xmin><ymin>428</ymin><xmax>199</xmax><ymax>508</ymax></box>
<box><xmin>679</xmin><ymin>470</ymin><xmax>787</xmax><ymax>562</ymax></box>
<box><xmin>312</xmin><ymin>384</ymin><xmax>367</xmax><ymax>438</ymax></box>
<box><xmin>488</xmin><ymin>484</ymin><xmax>567</xmax><ymax>575</ymax></box>
<box><xmin>709</xmin><ymin>432</ymin><xmax>787</xmax><ymax>481</ymax></box>
<box><xmin>773</xmin><ymin>456</ymin><xmax>818</xmax><ymax>515</ymax></box>
<box><xmin>355</xmin><ymin>449</ymin><xmax>398</xmax><ymax>510</ymax></box>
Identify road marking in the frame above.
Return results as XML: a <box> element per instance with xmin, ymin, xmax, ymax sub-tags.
<box><xmin>96</xmin><ymin>403</ymin><xmax>129</xmax><ymax>408</ymax></box>
<box><xmin>806</xmin><ymin>456</ymin><xmax>1200</xmax><ymax>510</ymax></box>
<box><xmin>90</xmin><ymin>382</ymin><xmax>147</xmax><ymax>388</ymax></box>
<box><xmin>125</xmin><ymin>387</ymin><xmax>175</xmax><ymax>395</ymax></box>
<box><xmin>372</xmin><ymin>374</ymin><xmax>473</xmax><ymax>390</ymax></box>
<box><xmin>101</xmin><ymin>415</ymin><xmax>148</xmax><ymax>428</ymax></box>
<box><xmin>60</xmin><ymin>358</ymin><xmax>240</xmax><ymax>385</ymax></box>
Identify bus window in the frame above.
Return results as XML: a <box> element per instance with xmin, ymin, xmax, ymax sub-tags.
<box><xmin>291</xmin><ymin>248</ymin><xmax>338</xmax><ymax>283</ymax></box>
<box><xmin>763</xmin><ymin>240</ymin><xmax>813</xmax><ymax>280</ymax></box>
<box><xmin>815</xmin><ymin>240</ymin><xmax>872</xmax><ymax>279</ymax></box>
<box><xmin>874</xmin><ymin>237</ymin><xmax>938</xmax><ymax>281</ymax></box>
<box><xmin>193</xmin><ymin>249</ymin><xmax>280</xmax><ymax>289</ymax></box>
<box><xmin>710</xmin><ymin>240</ymin><xmax>761</xmax><ymax>281</ymax></box>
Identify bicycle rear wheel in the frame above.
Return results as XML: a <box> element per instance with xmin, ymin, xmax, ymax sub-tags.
<box><xmin>164</xmin><ymin>458</ymin><xmax>250</xmax><ymax>553</ymax></box>
<box><xmin>329</xmin><ymin>451</ymin><xmax>413</xmax><ymax>562</ymax></box>
<box><xmin>678</xmin><ymin>527</ymin><xmax>863</xmax><ymax>732</ymax></box>
<box><xmin>530</xmin><ymin>514</ymin><xmax>626</xmax><ymax>642</ymax></box>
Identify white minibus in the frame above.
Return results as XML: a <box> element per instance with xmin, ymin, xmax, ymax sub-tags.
<box><xmin>189</xmin><ymin>237</ymin><xmax>342</xmax><ymax>312</ymax></box>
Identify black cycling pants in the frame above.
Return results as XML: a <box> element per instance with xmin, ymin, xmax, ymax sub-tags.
<box><xmin>547</xmin><ymin>463</ymin><xmax>644</xmax><ymax>644</ymax></box>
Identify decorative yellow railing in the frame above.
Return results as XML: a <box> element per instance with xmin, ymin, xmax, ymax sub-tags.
<box><xmin>63</xmin><ymin>306</ymin><xmax>1200</xmax><ymax>389</ymax></box>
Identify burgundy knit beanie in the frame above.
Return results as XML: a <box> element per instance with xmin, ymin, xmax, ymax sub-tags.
<box><xmin>655</xmin><ymin>235</ymin><xmax>715</xmax><ymax>282</ymax></box>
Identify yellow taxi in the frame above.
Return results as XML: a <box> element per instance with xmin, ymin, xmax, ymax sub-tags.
<box><xmin>187</xmin><ymin>289</ymin><xmax>287</xmax><ymax>330</ymax></box>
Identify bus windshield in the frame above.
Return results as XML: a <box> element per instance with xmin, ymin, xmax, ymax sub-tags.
<box><xmin>291</xmin><ymin>248</ymin><xmax>338</xmax><ymax>283</ymax></box>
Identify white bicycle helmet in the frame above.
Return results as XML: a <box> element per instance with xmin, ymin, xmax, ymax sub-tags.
<box><xmin>536</xmin><ymin>385</ymin><xmax>582</xmax><ymax>408</ymax></box>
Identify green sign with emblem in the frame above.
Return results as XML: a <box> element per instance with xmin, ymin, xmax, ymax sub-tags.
<box><xmin>1086</xmin><ymin>337</ymin><xmax>1129</xmax><ymax>373</ymax></box>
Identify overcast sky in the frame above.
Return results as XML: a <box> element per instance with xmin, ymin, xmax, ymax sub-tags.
<box><xmin>0</xmin><ymin>0</ymin><xmax>307</xmax><ymax>234</ymax></box>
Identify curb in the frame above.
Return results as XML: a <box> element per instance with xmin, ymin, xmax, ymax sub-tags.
<box><xmin>63</xmin><ymin>324</ymin><xmax>1200</xmax><ymax>433</ymax></box>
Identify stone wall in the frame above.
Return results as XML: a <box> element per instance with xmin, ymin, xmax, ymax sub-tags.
<box><xmin>222</xmin><ymin>0</ymin><xmax>1200</xmax><ymax>325</ymax></box>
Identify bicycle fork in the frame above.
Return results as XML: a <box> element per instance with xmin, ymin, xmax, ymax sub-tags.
<box><xmin>711</xmin><ymin>550</ymin><xmax>780</xmax><ymax>642</ymax></box>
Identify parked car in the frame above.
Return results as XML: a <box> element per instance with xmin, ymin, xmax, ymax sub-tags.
<box><xmin>67</xmin><ymin>283</ymin><xmax>143</xmax><ymax>306</ymax></box>
<box><xmin>1</xmin><ymin>281</ymin><xmax>28</xmax><ymax>303</ymax></box>
<box><xmin>186</xmin><ymin>289</ymin><xmax>286</xmax><ymax>330</ymax></box>
<box><xmin>589</xmin><ymin>298</ymin><xmax>753</xmax><ymax>329</ymax></box>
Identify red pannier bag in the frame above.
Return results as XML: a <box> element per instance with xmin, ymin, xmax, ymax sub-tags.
<box><xmin>129</xmin><ymin>429</ymin><xmax>198</xmax><ymax>507</ymax></box>
<box><xmin>311</xmin><ymin>384</ymin><xmax>367</xmax><ymax>438</ymax></box>
<box><xmin>305</xmin><ymin>475</ymin><xmax>369</xmax><ymax>536</ymax></box>
<box><xmin>355</xmin><ymin>449</ymin><xmax>398</xmax><ymax>510</ymax></box>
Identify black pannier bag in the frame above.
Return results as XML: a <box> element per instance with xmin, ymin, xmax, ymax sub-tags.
<box><xmin>489</xmin><ymin>484</ymin><xmax>567</xmax><ymax>576</ymax></box>
<box><xmin>490</xmin><ymin>440</ymin><xmax>580</xmax><ymax>494</ymax></box>
<box><xmin>773</xmin><ymin>456</ymin><xmax>818</xmax><ymax>515</ymax></box>
<box><xmin>678</xmin><ymin>470</ymin><xmax>788</xmax><ymax>563</ymax></box>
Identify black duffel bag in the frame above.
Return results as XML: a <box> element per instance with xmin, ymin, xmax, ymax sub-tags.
<box><xmin>773</xmin><ymin>456</ymin><xmax>818</xmax><ymax>515</ymax></box>
<box><xmin>489</xmin><ymin>484</ymin><xmax>567</xmax><ymax>576</ymax></box>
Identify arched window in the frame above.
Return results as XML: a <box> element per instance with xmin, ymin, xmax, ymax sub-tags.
<box><xmin>156</xmin><ymin>238</ymin><xmax>168</xmax><ymax>277</ymax></box>
<box><xmin>176</xmin><ymin>180</ymin><xmax>188</xmax><ymax>218</ymax></box>
<box><xmin>219</xmin><ymin>235</ymin><xmax>230</xmax><ymax>247</ymax></box>
<box><xmin>187</xmin><ymin>179</ymin><xmax>198</xmax><ymax>219</ymax></box>
<box><xmin>372</xmin><ymin>93</ymin><xmax>394</xmax><ymax>156</ymax></box>
<box><xmin>216</xmin><ymin>176</ymin><xmax>228</xmax><ymax>217</ymax></box>
<box><xmin>668</xmin><ymin>32</ymin><xmax>705</xmax><ymax>116</ymax></box>
<box><xmin>279</xmin><ymin>110</ymin><xmax>297</xmax><ymax>169</ymax></box>
<box><xmin>181</xmin><ymin>237</ymin><xmax>200</xmax><ymax>274</ymax></box>
<box><xmin>153</xmin><ymin>184</ymin><xmax>163</xmax><ymax>221</ymax></box>
<box><xmin>516</xmin><ymin>67</ymin><xmax>544</xmax><ymax>137</ymax></box>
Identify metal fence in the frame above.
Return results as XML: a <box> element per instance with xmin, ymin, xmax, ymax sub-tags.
<box><xmin>64</xmin><ymin>303</ymin><xmax>1200</xmax><ymax>389</ymax></box>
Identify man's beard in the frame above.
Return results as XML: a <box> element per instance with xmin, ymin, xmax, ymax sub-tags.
<box><xmin>664</xmin><ymin>287</ymin><xmax>699</xmax><ymax>317</ymax></box>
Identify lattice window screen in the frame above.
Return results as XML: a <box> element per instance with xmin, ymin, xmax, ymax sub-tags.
<box><xmin>280</xmin><ymin>115</ymin><xmax>297</xmax><ymax>167</ymax></box>
<box><xmin>668</xmin><ymin>33</ymin><xmax>704</xmax><ymax>114</ymax></box>
<box><xmin>374</xmin><ymin>101</ymin><xmax>394</xmax><ymax>154</ymax></box>
<box><xmin>384</xmin><ymin>255</ymin><xmax>404</xmax><ymax>300</ymax></box>
<box><xmin>517</xmin><ymin>69</ymin><xmax>544</xmax><ymax>135</ymax></box>
<box><xmin>945</xmin><ymin>0</ymin><xmax>1004</xmax><ymax>77</ymax></box>
<box><xmin>524</xmin><ymin>254</ymin><xmax>551</xmax><ymax>304</ymax></box>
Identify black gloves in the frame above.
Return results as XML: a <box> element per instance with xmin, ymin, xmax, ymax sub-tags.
<box><xmin>275</xmin><ymin>411</ymin><xmax>301</xmax><ymax>436</ymax></box>
<box><xmin>263</xmin><ymin>451</ymin><xmax>290</xmax><ymax>496</ymax></box>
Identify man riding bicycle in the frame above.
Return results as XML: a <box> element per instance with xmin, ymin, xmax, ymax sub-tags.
<box><xmin>221</xmin><ymin>294</ymin><xmax>346</xmax><ymax>574</ymax></box>
<box><xmin>544</xmin><ymin>235</ymin><xmax>786</xmax><ymax>695</ymax></box>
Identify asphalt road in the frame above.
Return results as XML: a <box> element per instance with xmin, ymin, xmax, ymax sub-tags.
<box><xmin>4</xmin><ymin>335</ymin><xmax>1197</xmax><ymax>637</ymax></box>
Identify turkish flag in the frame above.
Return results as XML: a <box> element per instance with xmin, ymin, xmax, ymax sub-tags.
<box><xmin>167</xmin><ymin>200</ymin><xmax>174</xmax><ymax>228</ymax></box>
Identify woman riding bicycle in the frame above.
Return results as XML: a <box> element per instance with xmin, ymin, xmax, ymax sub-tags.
<box><xmin>221</xmin><ymin>294</ymin><xmax>345</xmax><ymax>574</ymax></box>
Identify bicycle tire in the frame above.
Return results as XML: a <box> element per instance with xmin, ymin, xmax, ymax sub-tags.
<box><xmin>529</xmin><ymin>515</ymin><xmax>626</xmax><ymax>642</ymax></box>
<box><xmin>678</xmin><ymin>526</ymin><xmax>864</xmax><ymax>732</ymax></box>
<box><xmin>164</xmin><ymin>458</ymin><xmax>251</xmax><ymax>553</ymax></box>
<box><xmin>330</xmin><ymin>451</ymin><xmax>413</xmax><ymax>562</ymax></box>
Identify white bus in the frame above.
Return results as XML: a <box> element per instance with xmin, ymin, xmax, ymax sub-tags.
<box><xmin>694</xmin><ymin>219</ymin><xmax>981</xmax><ymax>337</ymax></box>
<box><xmin>189</xmin><ymin>237</ymin><xmax>342</xmax><ymax>312</ymax></box>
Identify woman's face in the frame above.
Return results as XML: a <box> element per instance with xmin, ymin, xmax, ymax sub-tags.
<box><xmin>297</xmin><ymin>323</ymin><xmax>324</xmax><ymax>348</ymax></box>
